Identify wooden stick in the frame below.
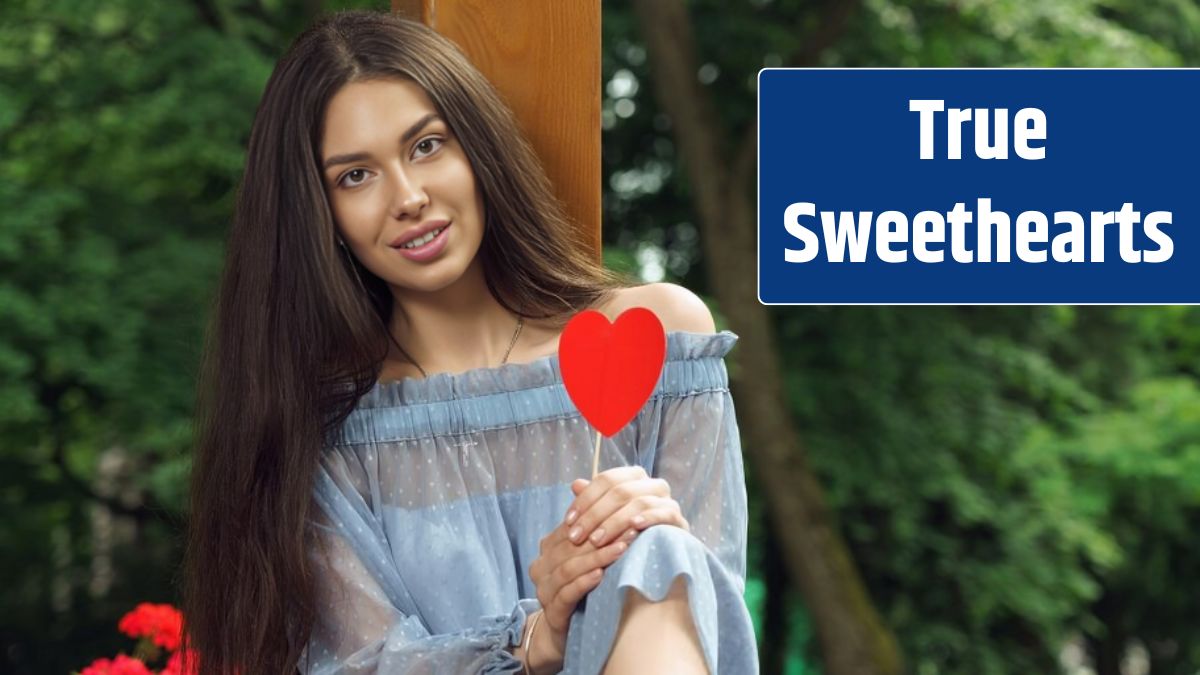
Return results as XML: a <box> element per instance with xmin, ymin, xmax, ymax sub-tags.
<box><xmin>591</xmin><ymin>429</ymin><xmax>602</xmax><ymax>478</ymax></box>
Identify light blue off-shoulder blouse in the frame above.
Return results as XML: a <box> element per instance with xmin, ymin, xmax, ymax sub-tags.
<box><xmin>299</xmin><ymin>331</ymin><xmax>759</xmax><ymax>674</ymax></box>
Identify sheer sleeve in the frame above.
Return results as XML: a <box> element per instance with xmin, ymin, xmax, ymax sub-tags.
<box><xmin>300</xmin><ymin>449</ymin><xmax>538</xmax><ymax>675</ymax></box>
<box><xmin>632</xmin><ymin>331</ymin><xmax>749</xmax><ymax>591</ymax></box>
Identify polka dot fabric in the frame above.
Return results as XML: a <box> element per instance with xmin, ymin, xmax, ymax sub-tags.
<box><xmin>299</xmin><ymin>331</ymin><xmax>759</xmax><ymax>674</ymax></box>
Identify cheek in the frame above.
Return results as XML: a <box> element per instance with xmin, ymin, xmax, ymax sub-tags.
<box><xmin>330</xmin><ymin>193</ymin><xmax>381</xmax><ymax>237</ymax></box>
<box><xmin>439</xmin><ymin>153</ymin><xmax>481</xmax><ymax>204</ymax></box>
<box><xmin>455</xmin><ymin>167</ymin><xmax>485</xmax><ymax>221</ymax></box>
<box><xmin>474</xmin><ymin>188</ymin><xmax>486</xmax><ymax>228</ymax></box>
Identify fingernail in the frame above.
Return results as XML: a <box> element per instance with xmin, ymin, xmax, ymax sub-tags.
<box><xmin>564</xmin><ymin>510</ymin><xmax>576</xmax><ymax>525</ymax></box>
<box><xmin>615</xmin><ymin>542</ymin><xmax>627</xmax><ymax>553</ymax></box>
<box><xmin>590</xmin><ymin>528</ymin><xmax>605</xmax><ymax>543</ymax></box>
<box><xmin>569</xmin><ymin>526</ymin><xmax>581</xmax><ymax>541</ymax></box>
<box><xmin>624</xmin><ymin>529</ymin><xmax>638</xmax><ymax>540</ymax></box>
<box><xmin>632</xmin><ymin>515</ymin><xmax>645</xmax><ymax>526</ymax></box>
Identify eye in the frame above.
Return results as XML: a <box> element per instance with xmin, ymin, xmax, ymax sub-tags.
<box><xmin>338</xmin><ymin>168</ymin><xmax>369</xmax><ymax>188</ymax></box>
<box><xmin>413</xmin><ymin>136</ymin><xmax>444</xmax><ymax>159</ymax></box>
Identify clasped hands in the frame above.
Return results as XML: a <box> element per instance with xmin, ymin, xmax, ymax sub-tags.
<box><xmin>524</xmin><ymin>465</ymin><xmax>690</xmax><ymax>669</ymax></box>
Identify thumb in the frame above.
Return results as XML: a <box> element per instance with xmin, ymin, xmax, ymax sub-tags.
<box><xmin>571</xmin><ymin>478</ymin><xmax>590</xmax><ymax>494</ymax></box>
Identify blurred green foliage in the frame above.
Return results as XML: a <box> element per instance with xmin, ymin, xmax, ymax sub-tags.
<box><xmin>1</xmin><ymin>0</ymin><xmax>1198</xmax><ymax>673</ymax></box>
<box><xmin>601</xmin><ymin>1</ymin><xmax>1200</xmax><ymax>670</ymax></box>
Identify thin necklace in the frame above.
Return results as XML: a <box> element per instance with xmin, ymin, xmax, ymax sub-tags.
<box><xmin>336</xmin><ymin>237</ymin><xmax>524</xmax><ymax>380</ymax></box>
<box><xmin>387</xmin><ymin>314</ymin><xmax>525</xmax><ymax>379</ymax></box>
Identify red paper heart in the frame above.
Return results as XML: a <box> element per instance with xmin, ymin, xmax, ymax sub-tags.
<box><xmin>559</xmin><ymin>308</ymin><xmax>667</xmax><ymax>437</ymax></box>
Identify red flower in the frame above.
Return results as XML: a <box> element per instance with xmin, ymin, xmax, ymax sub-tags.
<box><xmin>118</xmin><ymin>603</ymin><xmax>184</xmax><ymax>652</ymax></box>
<box><xmin>79</xmin><ymin>654</ymin><xmax>154</xmax><ymax>675</ymax></box>
<box><xmin>78</xmin><ymin>602</ymin><xmax>197</xmax><ymax>675</ymax></box>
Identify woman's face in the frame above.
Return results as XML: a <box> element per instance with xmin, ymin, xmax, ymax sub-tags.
<box><xmin>320</xmin><ymin>78</ymin><xmax>485</xmax><ymax>294</ymax></box>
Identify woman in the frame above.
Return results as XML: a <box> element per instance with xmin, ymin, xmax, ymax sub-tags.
<box><xmin>182</xmin><ymin>9</ymin><xmax>757</xmax><ymax>675</ymax></box>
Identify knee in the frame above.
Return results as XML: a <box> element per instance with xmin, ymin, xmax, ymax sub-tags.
<box><xmin>597</xmin><ymin>524</ymin><xmax>709</xmax><ymax>600</ymax></box>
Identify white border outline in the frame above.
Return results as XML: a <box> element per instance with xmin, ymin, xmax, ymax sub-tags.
<box><xmin>754</xmin><ymin>67</ymin><xmax>1200</xmax><ymax>306</ymax></box>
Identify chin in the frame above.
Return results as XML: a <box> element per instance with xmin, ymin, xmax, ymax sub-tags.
<box><xmin>384</xmin><ymin>263</ymin><xmax>470</xmax><ymax>294</ymax></box>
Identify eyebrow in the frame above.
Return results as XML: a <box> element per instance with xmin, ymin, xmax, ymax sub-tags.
<box><xmin>322</xmin><ymin>112</ymin><xmax>442</xmax><ymax>171</ymax></box>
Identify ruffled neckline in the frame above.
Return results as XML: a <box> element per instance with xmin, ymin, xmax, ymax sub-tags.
<box><xmin>354</xmin><ymin>330</ymin><xmax>738</xmax><ymax>408</ymax></box>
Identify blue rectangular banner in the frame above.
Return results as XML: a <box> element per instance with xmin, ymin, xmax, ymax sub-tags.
<box><xmin>757</xmin><ymin>69</ymin><xmax>1199</xmax><ymax>304</ymax></box>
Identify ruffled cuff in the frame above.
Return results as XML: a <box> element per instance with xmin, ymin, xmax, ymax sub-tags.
<box><xmin>480</xmin><ymin>597</ymin><xmax>542</xmax><ymax>674</ymax></box>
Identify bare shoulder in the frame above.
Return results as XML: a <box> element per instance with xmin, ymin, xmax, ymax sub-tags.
<box><xmin>604</xmin><ymin>282</ymin><xmax>716</xmax><ymax>334</ymax></box>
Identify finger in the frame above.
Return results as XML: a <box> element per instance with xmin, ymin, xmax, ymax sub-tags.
<box><xmin>636</xmin><ymin>503</ymin><xmax>690</xmax><ymax>533</ymax></box>
<box><xmin>575</xmin><ymin>478</ymin><xmax>667</xmax><ymax>546</ymax></box>
<box><xmin>545</xmin><ymin>520</ymin><xmax>617</xmax><ymax>561</ymax></box>
<box><xmin>559</xmin><ymin>528</ymin><xmax>633</xmax><ymax>564</ymax></box>
<box><xmin>557</xmin><ymin>535</ymin><xmax>629</xmax><ymax>579</ymax></box>
<box><xmin>554</xmin><ymin>527</ymin><xmax>638</xmax><ymax>563</ymax></box>
<box><xmin>544</xmin><ymin>521</ymin><xmax>571</xmax><ymax>547</ymax></box>
<box><xmin>535</xmin><ymin>530</ymin><xmax>638</xmax><ymax>631</ymax></box>
<box><xmin>566</xmin><ymin>468</ymin><xmax>653</xmax><ymax>534</ymax></box>
<box><xmin>545</xmin><ymin>542</ymin><xmax>619</xmax><ymax>589</ymax></box>
<box><xmin>543</xmin><ymin>537</ymin><xmax>629</xmax><ymax>630</ymax></box>
<box><xmin>547</xmin><ymin>516</ymin><xmax>601</xmax><ymax>549</ymax></box>
<box><xmin>563</xmin><ymin>466</ymin><xmax>647</xmax><ymax>527</ymax></box>
<box><xmin>539</xmin><ymin>523</ymin><xmax>620</xmax><ymax>568</ymax></box>
<box><xmin>590</xmin><ymin>495</ymin><xmax>684</xmax><ymax>547</ymax></box>
<box><xmin>545</xmin><ymin>567</ymin><xmax>603</xmax><ymax>631</ymax></box>
<box><xmin>561</xmin><ymin>479</ymin><xmax>590</xmax><ymax>526</ymax></box>
<box><xmin>610</xmin><ymin>527</ymin><xmax>642</xmax><ymax>550</ymax></box>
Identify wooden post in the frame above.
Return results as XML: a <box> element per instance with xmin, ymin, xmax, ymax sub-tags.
<box><xmin>392</xmin><ymin>0</ymin><xmax>602</xmax><ymax>260</ymax></box>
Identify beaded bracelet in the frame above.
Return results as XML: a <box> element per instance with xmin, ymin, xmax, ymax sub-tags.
<box><xmin>521</xmin><ymin>610</ymin><xmax>543</xmax><ymax>675</ymax></box>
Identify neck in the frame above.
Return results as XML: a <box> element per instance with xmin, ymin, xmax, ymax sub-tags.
<box><xmin>385</xmin><ymin>259</ymin><xmax>521</xmax><ymax>376</ymax></box>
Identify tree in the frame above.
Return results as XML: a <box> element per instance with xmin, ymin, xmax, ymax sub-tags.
<box><xmin>601</xmin><ymin>0</ymin><xmax>1200</xmax><ymax>672</ymax></box>
<box><xmin>630</xmin><ymin>1</ymin><xmax>903</xmax><ymax>673</ymax></box>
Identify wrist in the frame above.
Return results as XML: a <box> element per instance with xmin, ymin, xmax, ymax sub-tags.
<box><xmin>526</xmin><ymin>611</ymin><xmax>565</xmax><ymax>675</ymax></box>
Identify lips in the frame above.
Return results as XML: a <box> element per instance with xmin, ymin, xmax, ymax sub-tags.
<box><xmin>390</xmin><ymin>220</ymin><xmax>450</xmax><ymax>248</ymax></box>
<box><xmin>394</xmin><ymin>222</ymin><xmax>450</xmax><ymax>262</ymax></box>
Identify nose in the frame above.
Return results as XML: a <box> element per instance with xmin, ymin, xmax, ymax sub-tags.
<box><xmin>389</xmin><ymin>167</ymin><xmax>429</xmax><ymax>219</ymax></box>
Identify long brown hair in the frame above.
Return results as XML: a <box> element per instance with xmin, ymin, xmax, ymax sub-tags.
<box><xmin>181</xmin><ymin>10</ymin><xmax>634</xmax><ymax>674</ymax></box>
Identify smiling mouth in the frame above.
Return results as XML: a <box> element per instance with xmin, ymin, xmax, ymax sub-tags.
<box><xmin>398</xmin><ymin>224</ymin><xmax>449</xmax><ymax>249</ymax></box>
